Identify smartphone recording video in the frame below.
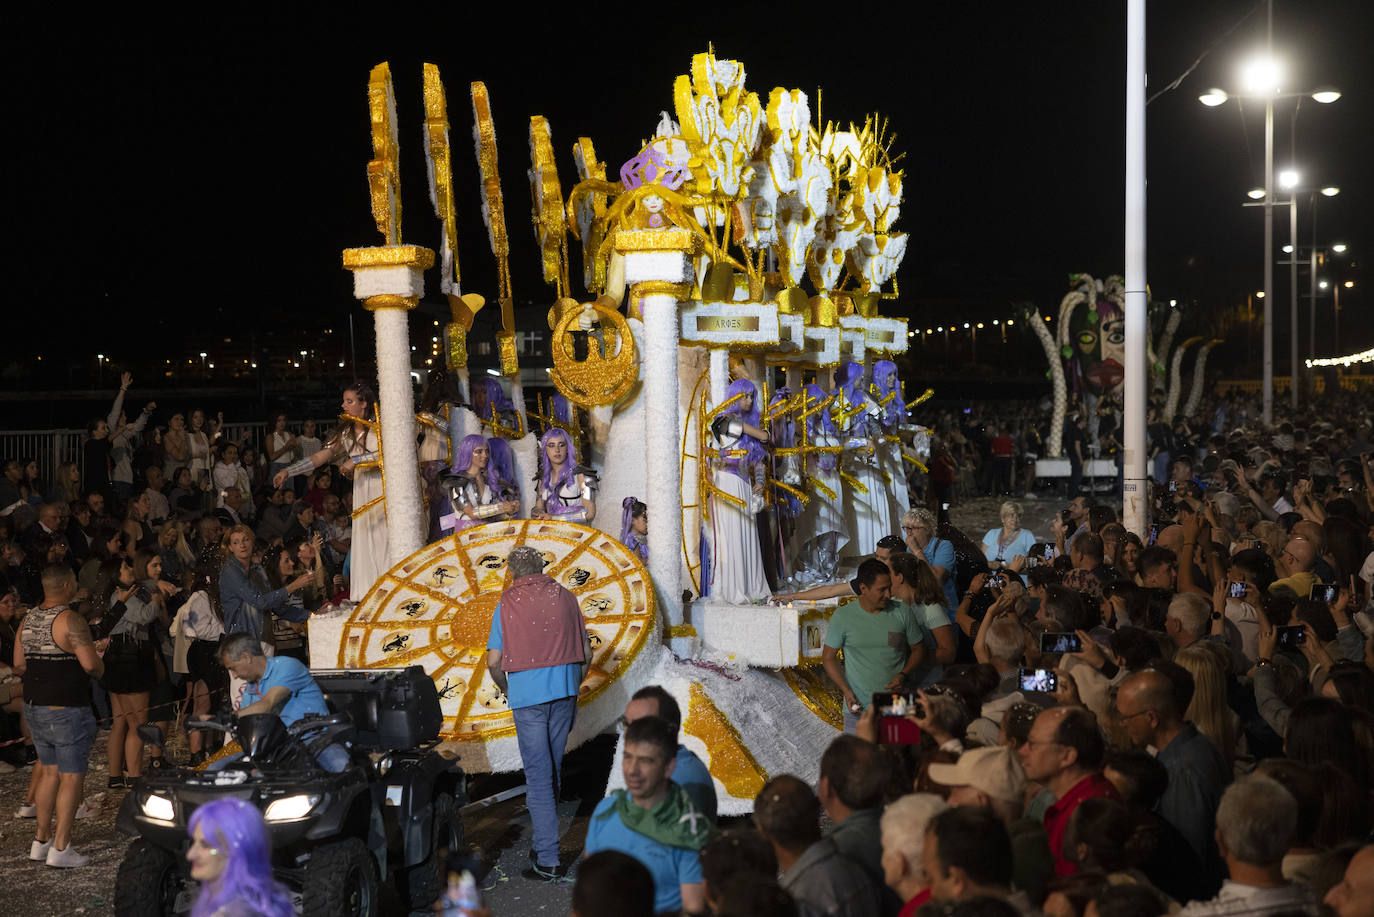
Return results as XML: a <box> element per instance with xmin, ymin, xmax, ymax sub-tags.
<box><xmin>871</xmin><ymin>692</ymin><xmax>923</xmax><ymax>745</ymax></box>
<box><xmin>1018</xmin><ymin>668</ymin><xmax>1058</xmax><ymax>693</ymax></box>
<box><xmin>1309</xmin><ymin>583</ymin><xmax>1338</xmax><ymax>605</ymax></box>
<box><xmin>1040</xmin><ymin>632</ymin><xmax>1083</xmax><ymax>655</ymax></box>
<box><xmin>1227</xmin><ymin>581</ymin><xmax>1248</xmax><ymax>599</ymax></box>
<box><xmin>1276</xmin><ymin>625</ymin><xmax>1307</xmax><ymax>649</ymax></box>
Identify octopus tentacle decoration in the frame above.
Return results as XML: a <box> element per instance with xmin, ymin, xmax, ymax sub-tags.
<box><xmin>1183</xmin><ymin>340</ymin><xmax>1222</xmax><ymax>418</ymax></box>
<box><xmin>1165</xmin><ymin>336</ymin><xmax>1203</xmax><ymax>420</ymax></box>
<box><xmin>1023</xmin><ymin>303</ymin><xmax>1067</xmax><ymax>458</ymax></box>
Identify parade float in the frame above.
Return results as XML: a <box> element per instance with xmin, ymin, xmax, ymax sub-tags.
<box><xmin>309</xmin><ymin>53</ymin><xmax>930</xmax><ymax>813</ymax></box>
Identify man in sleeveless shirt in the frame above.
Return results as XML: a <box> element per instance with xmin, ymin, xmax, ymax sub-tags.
<box><xmin>486</xmin><ymin>546</ymin><xmax>591</xmax><ymax>880</ymax></box>
<box><xmin>13</xmin><ymin>565</ymin><xmax>104</xmax><ymax>868</ymax></box>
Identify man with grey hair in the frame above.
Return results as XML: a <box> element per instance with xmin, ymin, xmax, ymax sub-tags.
<box><xmin>1180</xmin><ymin>775</ymin><xmax>1314</xmax><ymax>916</ymax></box>
<box><xmin>487</xmin><ymin>545</ymin><xmax>591</xmax><ymax>880</ymax></box>
<box><xmin>1165</xmin><ymin>593</ymin><xmax>1212</xmax><ymax>652</ymax></box>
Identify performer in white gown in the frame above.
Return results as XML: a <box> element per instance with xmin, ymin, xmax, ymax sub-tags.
<box><xmin>872</xmin><ymin>359</ymin><xmax>913</xmax><ymax>523</ymax></box>
<box><xmin>532</xmin><ymin>428</ymin><xmax>597</xmax><ymax>524</ymax></box>
<box><xmin>705</xmin><ymin>378</ymin><xmax>772</xmax><ymax>605</ymax></box>
<box><xmin>834</xmin><ymin>362</ymin><xmax>892</xmax><ymax>557</ymax></box>
<box><xmin>273</xmin><ymin>382</ymin><xmax>388</xmax><ymax>602</ymax></box>
<box><xmin>789</xmin><ymin>383</ymin><xmax>849</xmax><ymax>584</ymax></box>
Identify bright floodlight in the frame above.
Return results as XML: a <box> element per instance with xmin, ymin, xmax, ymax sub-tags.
<box><xmin>1278</xmin><ymin>169</ymin><xmax>1301</xmax><ymax>190</ymax></box>
<box><xmin>1256</xmin><ymin>291</ymin><xmax>1266</xmax><ymax>299</ymax></box>
<box><xmin>1169</xmin><ymin>299</ymin><xmax>1178</xmax><ymax>307</ymax></box>
<box><xmin>1199</xmin><ymin>88</ymin><xmax>1229</xmax><ymax>107</ymax></box>
<box><xmin>1240</xmin><ymin>55</ymin><xmax>1283</xmax><ymax>94</ymax></box>
<box><xmin>1320</xmin><ymin>186</ymin><xmax>1340</xmax><ymax>197</ymax></box>
<box><xmin>1006</xmin><ymin>319</ymin><xmax>1015</xmax><ymax>326</ymax></box>
<box><xmin>962</xmin><ymin>322</ymin><xmax>970</xmax><ymax>329</ymax></box>
<box><xmin>1332</xmin><ymin>243</ymin><xmax>1348</xmax><ymax>253</ymax></box>
<box><xmin>1311</xmin><ymin>87</ymin><xmax>1342</xmax><ymax>104</ymax></box>
<box><xmin>1319</xmin><ymin>280</ymin><xmax>1330</xmax><ymax>290</ymax></box>
<box><xmin>1247</xmin><ymin>188</ymin><xmax>1266</xmax><ymax>200</ymax></box>
<box><xmin>1282</xmin><ymin>245</ymin><xmax>1294</xmax><ymax>254</ymax></box>
<box><xmin>1344</xmin><ymin>281</ymin><xmax>1355</xmax><ymax>288</ymax></box>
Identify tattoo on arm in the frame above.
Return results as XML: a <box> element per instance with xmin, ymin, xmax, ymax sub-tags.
<box><xmin>64</xmin><ymin>611</ymin><xmax>95</xmax><ymax>649</ymax></box>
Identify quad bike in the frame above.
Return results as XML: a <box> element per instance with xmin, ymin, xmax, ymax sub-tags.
<box><xmin>113</xmin><ymin>666</ymin><xmax>465</xmax><ymax>916</ymax></box>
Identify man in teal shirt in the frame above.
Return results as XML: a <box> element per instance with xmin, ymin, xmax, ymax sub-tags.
<box><xmin>822</xmin><ymin>558</ymin><xmax>927</xmax><ymax>733</ymax></box>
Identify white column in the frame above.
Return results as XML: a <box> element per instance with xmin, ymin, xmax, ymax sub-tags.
<box><xmin>1123</xmin><ymin>0</ymin><xmax>1149</xmax><ymax>538</ymax></box>
<box><xmin>373</xmin><ymin>308</ymin><xmax>424</xmax><ymax>562</ymax></box>
<box><xmin>709</xmin><ymin>349</ymin><xmax>730</xmax><ymax>408</ymax></box>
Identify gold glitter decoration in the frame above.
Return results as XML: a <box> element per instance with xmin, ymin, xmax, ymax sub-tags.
<box><xmin>445</xmin><ymin>324</ymin><xmax>468</xmax><ymax>370</ymax></box>
<box><xmin>549</xmin><ymin>302</ymin><xmax>638</xmax><ymax>407</ymax></box>
<box><xmin>809</xmin><ymin>295</ymin><xmax>838</xmax><ymax>328</ymax></box>
<box><xmin>361</xmin><ymin>293</ymin><xmax>421</xmax><ymax>312</ymax></box>
<box><xmin>628</xmin><ymin>279</ymin><xmax>693</xmax><ymax>299</ymax></box>
<box><xmin>569</xmin><ymin>137</ymin><xmax>609</xmax><ymax>292</ymax></box>
<box><xmin>527</xmin><ymin>115</ymin><xmax>570</xmax><ymax>297</ymax></box>
<box><xmin>342</xmin><ymin>245</ymin><xmax>436</xmax><ymax>269</ymax></box>
<box><xmin>782</xmin><ymin>667</ymin><xmax>843</xmax><ymax>728</ymax></box>
<box><xmin>366</xmin><ymin>63</ymin><xmax>402</xmax><ymax>245</ymax></box>
<box><xmin>855</xmin><ymin>291</ymin><xmax>881</xmax><ymax>318</ymax></box>
<box><xmin>667</xmin><ymin>624</ymin><xmax>698</xmax><ymax>638</ymax></box>
<box><xmin>496</xmin><ymin>330</ymin><xmax>519</xmax><ymax>378</ymax></box>
<box><xmin>340</xmin><ymin>519</ymin><xmax>656</xmax><ymax>743</ymax></box>
<box><xmin>612</xmin><ymin>228</ymin><xmax>700</xmax><ymax>253</ymax></box>
<box><xmin>471</xmin><ymin>81</ymin><xmax>519</xmax><ymax>371</ymax></box>
<box><xmin>776</xmin><ymin>286</ymin><xmax>808</xmax><ymax>315</ymax></box>
<box><xmin>684</xmin><ymin>683</ymin><xmax>768</xmax><ymax>799</ymax></box>
<box><xmin>422</xmin><ymin>63</ymin><xmax>464</xmax><ymax>305</ymax></box>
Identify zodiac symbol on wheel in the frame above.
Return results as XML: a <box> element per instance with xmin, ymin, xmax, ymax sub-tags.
<box><xmin>401</xmin><ymin>600</ymin><xmax>426</xmax><ymax>617</ymax></box>
<box><xmin>437</xmin><ymin>678</ymin><xmax>464</xmax><ymax>700</ymax></box>
<box><xmin>564</xmin><ymin>567</ymin><xmax>593</xmax><ymax>587</ymax></box>
<box><xmin>383</xmin><ymin>633</ymin><xmax>410</xmax><ymax>653</ymax></box>
<box><xmin>582</xmin><ymin>595</ymin><xmax>613</xmax><ymax>615</ymax></box>
<box><xmin>432</xmin><ymin>567</ymin><xmax>455</xmax><ymax>585</ymax></box>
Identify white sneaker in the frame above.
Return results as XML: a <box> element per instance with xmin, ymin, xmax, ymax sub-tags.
<box><xmin>29</xmin><ymin>839</ymin><xmax>51</xmax><ymax>861</ymax></box>
<box><xmin>16</xmin><ymin>803</ymin><xmax>37</xmax><ymax>818</ymax></box>
<box><xmin>45</xmin><ymin>844</ymin><xmax>90</xmax><ymax>868</ymax></box>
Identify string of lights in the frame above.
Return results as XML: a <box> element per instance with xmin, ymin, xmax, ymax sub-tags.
<box><xmin>1306</xmin><ymin>348</ymin><xmax>1374</xmax><ymax>369</ymax></box>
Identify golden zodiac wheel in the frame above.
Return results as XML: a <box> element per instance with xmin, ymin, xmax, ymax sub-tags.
<box><xmin>339</xmin><ymin>519</ymin><xmax>656</xmax><ymax>743</ymax></box>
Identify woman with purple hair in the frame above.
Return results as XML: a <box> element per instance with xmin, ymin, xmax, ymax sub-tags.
<box><xmin>439</xmin><ymin>434</ymin><xmax>520</xmax><ymax>535</ymax></box>
<box><xmin>834</xmin><ymin>362</ymin><xmax>893</xmax><ymax>558</ymax></box>
<box><xmin>620</xmin><ymin>497</ymin><xmax>649</xmax><ymax>563</ymax></box>
<box><xmin>532</xmin><ymin>428</ymin><xmax>597</xmax><ymax>524</ymax></box>
<box><xmin>789</xmin><ymin>383</ymin><xmax>850</xmax><ymax>584</ymax></box>
<box><xmin>186</xmin><ymin>797</ymin><xmax>293</xmax><ymax>917</ymax></box>
<box><xmin>486</xmin><ymin>436</ymin><xmax>521</xmax><ymax>507</ymax></box>
<box><xmin>705</xmin><ymin>378</ymin><xmax>771</xmax><ymax>604</ymax></box>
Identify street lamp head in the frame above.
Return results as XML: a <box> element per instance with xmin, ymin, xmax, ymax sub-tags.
<box><xmin>199</xmin><ymin>352</ymin><xmax>207</xmax><ymax>359</ymax></box>
<box><xmin>1310</xmin><ymin>87</ymin><xmax>1342</xmax><ymax>104</ymax></box>
<box><xmin>1331</xmin><ymin>243</ymin><xmax>1348</xmax><ymax>253</ymax></box>
<box><xmin>1319</xmin><ymin>280</ymin><xmax>1330</xmax><ymax>290</ymax></box>
<box><xmin>1344</xmin><ymin>280</ymin><xmax>1355</xmax><ymax>289</ymax></box>
<box><xmin>1198</xmin><ymin>87</ymin><xmax>1229</xmax><ymax>107</ymax></box>
<box><xmin>1006</xmin><ymin>319</ymin><xmax>1015</xmax><ymax>326</ymax></box>
<box><xmin>1246</xmin><ymin>187</ymin><xmax>1267</xmax><ymax>200</ymax></box>
<box><xmin>1240</xmin><ymin>55</ymin><xmax>1283</xmax><ymax>94</ymax></box>
<box><xmin>1169</xmin><ymin>299</ymin><xmax>1178</xmax><ymax>307</ymax></box>
<box><xmin>1282</xmin><ymin>244</ymin><xmax>1294</xmax><ymax>254</ymax></box>
<box><xmin>1255</xmin><ymin>291</ymin><xmax>1266</xmax><ymax>299</ymax></box>
<box><xmin>1278</xmin><ymin>169</ymin><xmax>1301</xmax><ymax>190</ymax></box>
<box><xmin>1320</xmin><ymin>186</ymin><xmax>1341</xmax><ymax>197</ymax></box>
<box><xmin>962</xmin><ymin>322</ymin><xmax>970</xmax><ymax>329</ymax></box>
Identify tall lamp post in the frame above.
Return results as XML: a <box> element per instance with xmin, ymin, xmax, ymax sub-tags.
<box><xmin>1198</xmin><ymin>46</ymin><xmax>1340</xmax><ymax>423</ymax></box>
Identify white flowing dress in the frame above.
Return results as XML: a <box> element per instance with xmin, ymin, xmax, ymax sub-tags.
<box><xmin>707</xmin><ymin>466</ymin><xmax>771</xmax><ymax>605</ymax></box>
<box><xmin>348</xmin><ymin>426</ymin><xmax>388</xmax><ymax>603</ymax></box>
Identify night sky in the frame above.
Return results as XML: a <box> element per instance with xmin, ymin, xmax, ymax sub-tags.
<box><xmin>7</xmin><ymin>1</ymin><xmax>1371</xmax><ymax>378</ymax></box>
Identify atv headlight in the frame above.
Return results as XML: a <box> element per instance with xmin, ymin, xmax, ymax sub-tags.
<box><xmin>141</xmin><ymin>793</ymin><xmax>175</xmax><ymax>823</ymax></box>
<box><xmin>264</xmin><ymin>794</ymin><xmax>320</xmax><ymax>823</ymax></box>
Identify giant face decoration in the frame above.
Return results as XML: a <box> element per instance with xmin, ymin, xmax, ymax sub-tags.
<box><xmin>1070</xmin><ymin>296</ymin><xmax>1125</xmax><ymax>396</ymax></box>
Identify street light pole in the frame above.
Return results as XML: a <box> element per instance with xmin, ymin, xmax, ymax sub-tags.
<box><xmin>1289</xmin><ymin>188</ymin><xmax>1298</xmax><ymax>407</ymax></box>
<box><xmin>1123</xmin><ymin>0</ymin><xmax>1148</xmax><ymax>537</ymax></box>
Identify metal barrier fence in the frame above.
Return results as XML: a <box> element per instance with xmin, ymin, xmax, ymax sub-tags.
<box><xmin>0</xmin><ymin>421</ymin><xmax>337</xmax><ymax>493</ymax></box>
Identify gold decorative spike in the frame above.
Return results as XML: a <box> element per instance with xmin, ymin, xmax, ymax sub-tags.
<box><xmin>471</xmin><ymin>81</ymin><xmax>519</xmax><ymax>376</ymax></box>
<box><xmin>569</xmin><ymin>137</ymin><xmax>609</xmax><ymax>292</ymax></box>
<box><xmin>366</xmin><ymin>63</ymin><xmax>402</xmax><ymax>245</ymax></box>
<box><xmin>528</xmin><ymin>116</ymin><xmax>570</xmax><ymax>298</ymax></box>
<box><xmin>422</xmin><ymin>64</ymin><xmax>461</xmax><ymax>294</ymax></box>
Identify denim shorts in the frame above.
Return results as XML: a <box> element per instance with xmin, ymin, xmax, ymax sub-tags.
<box><xmin>25</xmin><ymin>703</ymin><xmax>97</xmax><ymax>774</ymax></box>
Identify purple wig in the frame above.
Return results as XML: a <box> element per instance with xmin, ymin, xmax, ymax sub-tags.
<box><xmin>767</xmin><ymin>386</ymin><xmax>795</xmax><ymax>449</ymax></box>
<box><xmin>486</xmin><ymin>436</ymin><xmax>517</xmax><ymax>497</ymax></box>
<box><xmin>835</xmin><ymin>362</ymin><xmax>866</xmax><ymax>404</ymax></box>
<box><xmin>620</xmin><ymin>496</ymin><xmax>649</xmax><ymax>562</ymax></box>
<box><xmin>189</xmin><ymin>798</ymin><xmax>293</xmax><ymax>917</ymax></box>
<box><xmin>805</xmin><ymin>383</ymin><xmax>840</xmax><ymax>472</ymax></box>
<box><xmin>452</xmin><ymin>434</ymin><xmax>490</xmax><ymax>482</ymax></box>
<box><xmin>872</xmin><ymin>359</ymin><xmax>906</xmax><ymax>429</ymax></box>
<box><xmin>722</xmin><ymin>379</ymin><xmax>766</xmax><ymax>465</ymax></box>
<box><xmin>551</xmin><ymin>393</ymin><xmax>574</xmax><ymax>426</ymax></box>
<box><xmin>538</xmin><ymin>427</ymin><xmax>579</xmax><ymax>497</ymax></box>
<box><xmin>475</xmin><ymin>377</ymin><xmax>514</xmax><ymax>422</ymax></box>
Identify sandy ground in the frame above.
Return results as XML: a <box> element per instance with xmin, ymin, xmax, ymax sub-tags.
<box><xmin>0</xmin><ymin>491</ymin><xmax>1088</xmax><ymax>915</ymax></box>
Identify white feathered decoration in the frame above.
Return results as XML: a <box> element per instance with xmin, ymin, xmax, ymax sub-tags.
<box><xmin>1155</xmin><ymin>309</ymin><xmax>1182</xmax><ymax>394</ymax></box>
<box><xmin>1026</xmin><ymin>306</ymin><xmax>1067</xmax><ymax>457</ymax></box>
<box><xmin>1183</xmin><ymin>340</ymin><xmax>1220</xmax><ymax>418</ymax></box>
<box><xmin>1165</xmin><ymin>337</ymin><xmax>1202</xmax><ymax>420</ymax></box>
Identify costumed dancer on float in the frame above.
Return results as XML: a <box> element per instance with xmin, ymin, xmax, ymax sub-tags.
<box><xmin>531</xmin><ymin>428</ymin><xmax>597</xmax><ymax>524</ymax></box>
<box><xmin>705</xmin><ymin>378</ymin><xmax>772</xmax><ymax>604</ymax></box>
<box><xmin>872</xmin><ymin>359</ymin><xmax>911</xmax><ymax>522</ymax></box>
<box><xmin>273</xmin><ymin>382</ymin><xmax>385</xmax><ymax>602</ymax></box>
<box><xmin>619</xmin><ymin>497</ymin><xmax>649</xmax><ymax>564</ymax></box>
<box><xmin>790</xmin><ymin>383</ymin><xmax>849</xmax><ymax>585</ymax></box>
<box><xmin>767</xmin><ymin>386</ymin><xmax>801</xmax><ymax>586</ymax></box>
<box><xmin>475</xmin><ymin>376</ymin><xmax>520</xmax><ymax>433</ymax></box>
<box><xmin>487</xmin><ymin>436</ymin><xmax>520</xmax><ymax>507</ymax></box>
<box><xmin>417</xmin><ymin>368</ymin><xmax>460</xmax><ymax>540</ymax></box>
<box><xmin>835</xmin><ymin>362</ymin><xmax>891</xmax><ymax>556</ymax></box>
<box><xmin>439</xmin><ymin>434</ymin><xmax>521</xmax><ymax>535</ymax></box>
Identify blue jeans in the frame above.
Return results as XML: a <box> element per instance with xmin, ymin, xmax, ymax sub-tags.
<box><xmin>512</xmin><ymin>695</ymin><xmax>578</xmax><ymax>867</ymax></box>
<box><xmin>25</xmin><ymin>703</ymin><xmax>97</xmax><ymax>774</ymax></box>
